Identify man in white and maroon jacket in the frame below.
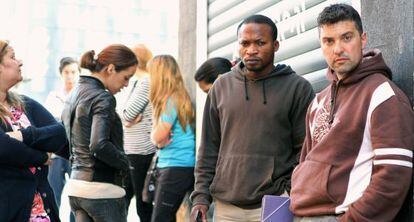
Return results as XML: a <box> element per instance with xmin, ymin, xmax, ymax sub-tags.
<box><xmin>290</xmin><ymin>4</ymin><xmax>414</xmax><ymax>222</ymax></box>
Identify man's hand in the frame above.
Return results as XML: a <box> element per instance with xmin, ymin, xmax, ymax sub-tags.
<box><xmin>6</xmin><ymin>131</ymin><xmax>23</xmax><ymax>142</ymax></box>
<box><xmin>191</xmin><ymin>204</ymin><xmax>208</xmax><ymax>222</ymax></box>
<box><xmin>124</xmin><ymin>114</ymin><xmax>143</xmax><ymax>128</ymax></box>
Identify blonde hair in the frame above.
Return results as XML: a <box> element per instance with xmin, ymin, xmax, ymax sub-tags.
<box><xmin>149</xmin><ymin>55</ymin><xmax>194</xmax><ymax>131</ymax></box>
<box><xmin>0</xmin><ymin>40</ymin><xmax>24</xmax><ymax>124</ymax></box>
<box><xmin>132</xmin><ymin>44</ymin><xmax>153</xmax><ymax>71</ymax></box>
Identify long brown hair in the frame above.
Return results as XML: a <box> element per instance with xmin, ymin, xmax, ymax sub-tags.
<box><xmin>0</xmin><ymin>40</ymin><xmax>24</xmax><ymax>125</ymax></box>
<box><xmin>148</xmin><ymin>55</ymin><xmax>194</xmax><ymax>131</ymax></box>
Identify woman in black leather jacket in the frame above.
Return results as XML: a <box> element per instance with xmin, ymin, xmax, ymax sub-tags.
<box><xmin>62</xmin><ymin>44</ymin><xmax>137</xmax><ymax>222</ymax></box>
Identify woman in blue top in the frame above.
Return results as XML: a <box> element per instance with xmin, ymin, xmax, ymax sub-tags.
<box><xmin>149</xmin><ymin>55</ymin><xmax>195</xmax><ymax>222</ymax></box>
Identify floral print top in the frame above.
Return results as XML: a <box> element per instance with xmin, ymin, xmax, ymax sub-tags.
<box><xmin>5</xmin><ymin>106</ymin><xmax>51</xmax><ymax>222</ymax></box>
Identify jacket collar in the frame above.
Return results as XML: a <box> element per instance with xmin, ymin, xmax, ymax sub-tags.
<box><xmin>78</xmin><ymin>75</ymin><xmax>106</xmax><ymax>89</ymax></box>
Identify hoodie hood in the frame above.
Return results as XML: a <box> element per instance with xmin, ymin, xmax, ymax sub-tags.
<box><xmin>326</xmin><ymin>49</ymin><xmax>392</xmax><ymax>85</ymax></box>
<box><xmin>234</xmin><ymin>62</ymin><xmax>296</xmax><ymax>104</ymax></box>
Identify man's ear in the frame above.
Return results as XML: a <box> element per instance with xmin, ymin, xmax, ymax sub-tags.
<box><xmin>361</xmin><ymin>32</ymin><xmax>367</xmax><ymax>49</ymax></box>
<box><xmin>273</xmin><ymin>40</ymin><xmax>280</xmax><ymax>52</ymax></box>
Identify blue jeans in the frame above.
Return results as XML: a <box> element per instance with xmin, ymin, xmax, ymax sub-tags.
<box><xmin>48</xmin><ymin>156</ymin><xmax>75</xmax><ymax>222</ymax></box>
<box><xmin>69</xmin><ymin>196</ymin><xmax>127</xmax><ymax>222</ymax></box>
<box><xmin>48</xmin><ymin>156</ymin><xmax>71</xmax><ymax>206</ymax></box>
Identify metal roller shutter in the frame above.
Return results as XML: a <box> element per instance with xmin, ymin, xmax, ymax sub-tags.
<box><xmin>206</xmin><ymin>0</ymin><xmax>354</xmax><ymax>92</ymax></box>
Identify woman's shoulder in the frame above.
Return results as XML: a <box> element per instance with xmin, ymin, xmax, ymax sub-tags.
<box><xmin>92</xmin><ymin>90</ymin><xmax>116</xmax><ymax>109</ymax></box>
<box><xmin>21</xmin><ymin>95</ymin><xmax>42</xmax><ymax>109</ymax></box>
<box><xmin>165</xmin><ymin>97</ymin><xmax>177</xmax><ymax>110</ymax></box>
<box><xmin>137</xmin><ymin>75</ymin><xmax>150</xmax><ymax>86</ymax></box>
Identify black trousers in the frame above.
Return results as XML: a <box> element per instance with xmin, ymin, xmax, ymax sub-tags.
<box><xmin>124</xmin><ymin>153</ymin><xmax>155</xmax><ymax>222</ymax></box>
<box><xmin>151</xmin><ymin>167</ymin><xmax>194</xmax><ymax>222</ymax></box>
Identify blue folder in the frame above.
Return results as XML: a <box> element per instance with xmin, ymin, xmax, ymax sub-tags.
<box><xmin>261</xmin><ymin>195</ymin><xmax>294</xmax><ymax>222</ymax></box>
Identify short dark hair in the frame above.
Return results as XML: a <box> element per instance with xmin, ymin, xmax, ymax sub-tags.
<box><xmin>317</xmin><ymin>4</ymin><xmax>363</xmax><ymax>34</ymax></box>
<box><xmin>195</xmin><ymin>57</ymin><xmax>232</xmax><ymax>83</ymax></box>
<box><xmin>237</xmin><ymin>14</ymin><xmax>278</xmax><ymax>41</ymax></box>
<box><xmin>59</xmin><ymin>57</ymin><xmax>80</xmax><ymax>73</ymax></box>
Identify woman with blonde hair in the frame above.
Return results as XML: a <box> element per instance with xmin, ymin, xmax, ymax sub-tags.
<box><xmin>118</xmin><ymin>44</ymin><xmax>156</xmax><ymax>222</ymax></box>
<box><xmin>0</xmin><ymin>40</ymin><xmax>67</xmax><ymax>221</ymax></box>
<box><xmin>149</xmin><ymin>55</ymin><xmax>195</xmax><ymax>222</ymax></box>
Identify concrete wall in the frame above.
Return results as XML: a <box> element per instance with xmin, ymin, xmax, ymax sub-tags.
<box><xmin>361</xmin><ymin>0</ymin><xmax>414</xmax><ymax>104</ymax></box>
<box><xmin>178</xmin><ymin>0</ymin><xmax>209</xmax><ymax>148</ymax></box>
<box><xmin>178</xmin><ymin>0</ymin><xmax>197</xmax><ymax>102</ymax></box>
<box><xmin>362</xmin><ymin>2</ymin><xmax>414</xmax><ymax>220</ymax></box>
<box><xmin>177</xmin><ymin>2</ymin><xmax>197</xmax><ymax>219</ymax></box>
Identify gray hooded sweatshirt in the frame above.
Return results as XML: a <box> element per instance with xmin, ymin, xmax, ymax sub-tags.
<box><xmin>190</xmin><ymin>62</ymin><xmax>315</xmax><ymax>208</ymax></box>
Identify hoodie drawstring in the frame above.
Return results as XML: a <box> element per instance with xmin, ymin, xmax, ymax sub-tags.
<box><xmin>244</xmin><ymin>75</ymin><xmax>249</xmax><ymax>101</ymax></box>
<box><xmin>328</xmin><ymin>80</ymin><xmax>341</xmax><ymax>124</ymax></box>
<box><xmin>243</xmin><ymin>75</ymin><xmax>267</xmax><ymax>105</ymax></box>
<box><xmin>262</xmin><ymin>80</ymin><xmax>267</xmax><ymax>104</ymax></box>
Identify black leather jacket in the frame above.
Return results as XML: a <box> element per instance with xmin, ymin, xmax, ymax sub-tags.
<box><xmin>62</xmin><ymin>76</ymin><xmax>129</xmax><ymax>187</ymax></box>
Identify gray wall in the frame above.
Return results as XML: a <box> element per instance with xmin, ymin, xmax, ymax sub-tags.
<box><xmin>178</xmin><ymin>0</ymin><xmax>197</xmax><ymax>102</ymax></box>
<box><xmin>361</xmin><ymin>0</ymin><xmax>414</xmax><ymax>104</ymax></box>
<box><xmin>362</xmin><ymin>2</ymin><xmax>413</xmax><ymax>219</ymax></box>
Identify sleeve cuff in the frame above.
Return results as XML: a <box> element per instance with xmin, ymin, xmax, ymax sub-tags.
<box><xmin>20</xmin><ymin>126</ymin><xmax>34</xmax><ymax>146</ymax></box>
<box><xmin>26</xmin><ymin>150</ymin><xmax>48</xmax><ymax>166</ymax></box>
<box><xmin>190</xmin><ymin>192</ymin><xmax>212</xmax><ymax>206</ymax></box>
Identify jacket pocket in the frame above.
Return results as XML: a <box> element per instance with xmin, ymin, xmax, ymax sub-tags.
<box><xmin>291</xmin><ymin>160</ymin><xmax>336</xmax><ymax>212</ymax></box>
<box><xmin>210</xmin><ymin>155</ymin><xmax>274</xmax><ymax>204</ymax></box>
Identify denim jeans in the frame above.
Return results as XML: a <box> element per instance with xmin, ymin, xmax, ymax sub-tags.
<box><xmin>48</xmin><ymin>156</ymin><xmax>71</xmax><ymax>206</ymax></box>
<box><xmin>48</xmin><ymin>156</ymin><xmax>75</xmax><ymax>222</ymax></box>
<box><xmin>69</xmin><ymin>196</ymin><xmax>127</xmax><ymax>222</ymax></box>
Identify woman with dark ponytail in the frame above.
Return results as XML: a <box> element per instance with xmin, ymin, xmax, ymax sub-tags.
<box><xmin>62</xmin><ymin>44</ymin><xmax>138</xmax><ymax>222</ymax></box>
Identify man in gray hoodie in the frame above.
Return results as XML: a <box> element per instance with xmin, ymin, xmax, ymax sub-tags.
<box><xmin>190</xmin><ymin>14</ymin><xmax>315</xmax><ymax>222</ymax></box>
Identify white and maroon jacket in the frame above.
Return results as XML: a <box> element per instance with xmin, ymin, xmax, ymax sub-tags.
<box><xmin>290</xmin><ymin>49</ymin><xmax>413</xmax><ymax>222</ymax></box>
